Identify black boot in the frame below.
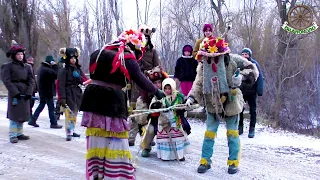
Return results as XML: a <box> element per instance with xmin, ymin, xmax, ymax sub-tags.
<box><xmin>72</xmin><ymin>133</ymin><xmax>80</xmax><ymax>137</ymax></box>
<box><xmin>17</xmin><ymin>134</ymin><xmax>30</xmax><ymax>140</ymax></box>
<box><xmin>129</xmin><ymin>142</ymin><xmax>135</xmax><ymax>146</ymax></box>
<box><xmin>228</xmin><ymin>165</ymin><xmax>238</xmax><ymax>174</ymax></box>
<box><xmin>28</xmin><ymin>121</ymin><xmax>39</xmax><ymax>127</ymax></box>
<box><xmin>238</xmin><ymin>126</ymin><xmax>243</xmax><ymax>135</ymax></box>
<box><xmin>248</xmin><ymin>127</ymin><xmax>255</xmax><ymax>138</ymax></box>
<box><xmin>50</xmin><ymin>124</ymin><xmax>63</xmax><ymax>129</ymax></box>
<box><xmin>197</xmin><ymin>164</ymin><xmax>211</xmax><ymax>173</ymax></box>
<box><xmin>66</xmin><ymin>135</ymin><xmax>72</xmax><ymax>141</ymax></box>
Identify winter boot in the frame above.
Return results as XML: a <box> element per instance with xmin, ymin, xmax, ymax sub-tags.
<box><xmin>129</xmin><ymin>141</ymin><xmax>135</xmax><ymax>146</ymax></box>
<box><xmin>50</xmin><ymin>124</ymin><xmax>63</xmax><ymax>129</ymax></box>
<box><xmin>141</xmin><ymin>149</ymin><xmax>151</xmax><ymax>157</ymax></box>
<box><xmin>10</xmin><ymin>137</ymin><xmax>18</xmax><ymax>143</ymax></box>
<box><xmin>238</xmin><ymin>126</ymin><xmax>243</xmax><ymax>135</ymax></box>
<box><xmin>66</xmin><ymin>135</ymin><xmax>72</xmax><ymax>141</ymax></box>
<box><xmin>28</xmin><ymin>121</ymin><xmax>39</xmax><ymax>127</ymax></box>
<box><xmin>197</xmin><ymin>164</ymin><xmax>211</xmax><ymax>173</ymax></box>
<box><xmin>248</xmin><ymin>127</ymin><xmax>255</xmax><ymax>138</ymax></box>
<box><xmin>72</xmin><ymin>133</ymin><xmax>80</xmax><ymax>137</ymax></box>
<box><xmin>179</xmin><ymin>157</ymin><xmax>185</xmax><ymax>161</ymax></box>
<box><xmin>227</xmin><ymin>165</ymin><xmax>238</xmax><ymax>174</ymax></box>
<box><xmin>17</xmin><ymin>134</ymin><xmax>30</xmax><ymax>140</ymax></box>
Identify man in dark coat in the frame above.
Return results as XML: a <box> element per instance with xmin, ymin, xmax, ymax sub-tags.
<box><xmin>1</xmin><ymin>40</ymin><xmax>34</xmax><ymax>143</ymax></box>
<box><xmin>25</xmin><ymin>55</ymin><xmax>38</xmax><ymax>115</ymax></box>
<box><xmin>28</xmin><ymin>55</ymin><xmax>63</xmax><ymax>129</ymax></box>
<box><xmin>239</xmin><ymin>48</ymin><xmax>264</xmax><ymax>138</ymax></box>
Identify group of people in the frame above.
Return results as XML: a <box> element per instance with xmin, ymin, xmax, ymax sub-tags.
<box><xmin>1</xmin><ymin>22</ymin><xmax>264</xmax><ymax>179</ymax></box>
<box><xmin>1</xmin><ymin>41</ymin><xmax>88</xmax><ymax>143</ymax></box>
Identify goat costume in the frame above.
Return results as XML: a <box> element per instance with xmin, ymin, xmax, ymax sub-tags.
<box><xmin>80</xmin><ymin>29</ymin><xmax>164</xmax><ymax>180</ymax></box>
<box><xmin>187</xmin><ymin>53</ymin><xmax>259</xmax><ymax>174</ymax></box>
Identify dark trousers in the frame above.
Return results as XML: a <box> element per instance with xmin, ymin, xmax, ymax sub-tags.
<box><xmin>29</xmin><ymin>92</ymin><xmax>35</xmax><ymax>116</ymax></box>
<box><xmin>239</xmin><ymin>94</ymin><xmax>257</xmax><ymax>128</ymax></box>
<box><xmin>29</xmin><ymin>96</ymin><xmax>58</xmax><ymax>125</ymax></box>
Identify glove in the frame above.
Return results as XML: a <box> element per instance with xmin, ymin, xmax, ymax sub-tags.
<box><xmin>150</xmin><ymin>101</ymin><xmax>162</xmax><ymax>109</ymax></box>
<box><xmin>154</xmin><ymin>89</ymin><xmax>165</xmax><ymax>100</ymax></box>
<box><xmin>14</xmin><ymin>93</ymin><xmax>21</xmax><ymax>99</ymax></box>
<box><xmin>60</xmin><ymin>99</ymin><xmax>67</xmax><ymax>107</ymax></box>
<box><xmin>24</xmin><ymin>95</ymin><xmax>32</xmax><ymax>100</ymax></box>
<box><xmin>185</xmin><ymin>97</ymin><xmax>194</xmax><ymax>108</ymax></box>
<box><xmin>232</xmin><ymin>74</ymin><xmax>243</xmax><ymax>87</ymax></box>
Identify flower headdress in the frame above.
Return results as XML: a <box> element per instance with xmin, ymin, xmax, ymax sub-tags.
<box><xmin>89</xmin><ymin>29</ymin><xmax>147</xmax><ymax>80</ymax></box>
<box><xmin>196</xmin><ymin>36</ymin><xmax>229</xmax><ymax>60</ymax></box>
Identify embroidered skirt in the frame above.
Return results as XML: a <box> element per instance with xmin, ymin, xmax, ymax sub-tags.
<box><xmin>156</xmin><ymin>127</ymin><xmax>191</xmax><ymax>160</ymax></box>
<box><xmin>82</xmin><ymin>112</ymin><xmax>135</xmax><ymax>180</ymax></box>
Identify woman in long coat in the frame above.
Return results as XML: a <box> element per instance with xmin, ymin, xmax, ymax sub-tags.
<box><xmin>57</xmin><ymin>47</ymin><xmax>87</xmax><ymax>141</ymax></box>
<box><xmin>1</xmin><ymin>41</ymin><xmax>34</xmax><ymax>143</ymax></box>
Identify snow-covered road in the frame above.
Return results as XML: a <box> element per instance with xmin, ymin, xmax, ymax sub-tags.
<box><xmin>0</xmin><ymin>98</ymin><xmax>319</xmax><ymax>180</ymax></box>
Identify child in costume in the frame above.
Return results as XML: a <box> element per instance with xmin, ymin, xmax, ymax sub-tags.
<box><xmin>186</xmin><ymin>28</ymin><xmax>259</xmax><ymax>174</ymax></box>
<box><xmin>80</xmin><ymin>29</ymin><xmax>165</xmax><ymax>180</ymax></box>
<box><xmin>130</xmin><ymin>66</ymin><xmax>169</xmax><ymax>157</ymax></box>
<box><xmin>151</xmin><ymin>78</ymin><xmax>191</xmax><ymax>161</ymax></box>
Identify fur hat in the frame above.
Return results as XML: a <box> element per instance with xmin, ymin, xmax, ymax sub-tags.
<box><xmin>59</xmin><ymin>47</ymin><xmax>81</xmax><ymax>66</ymax></box>
<box><xmin>162</xmin><ymin>78</ymin><xmax>177</xmax><ymax>92</ymax></box>
<box><xmin>6</xmin><ymin>40</ymin><xmax>26</xmax><ymax>58</ymax></box>
<box><xmin>138</xmin><ymin>24</ymin><xmax>156</xmax><ymax>36</ymax></box>
<box><xmin>145</xmin><ymin>66</ymin><xmax>168</xmax><ymax>82</ymax></box>
<box><xmin>241</xmin><ymin>48</ymin><xmax>252</xmax><ymax>57</ymax></box>
<box><xmin>203</xmin><ymin>24</ymin><xmax>214</xmax><ymax>32</ymax></box>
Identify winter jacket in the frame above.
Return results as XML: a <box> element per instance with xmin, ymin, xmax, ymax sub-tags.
<box><xmin>37</xmin><ymin>62</ymin><xmax>58</xmax><ymax>98</ymax></box>
<box><xmin>240</xmin><ymin>58</ymin><xmax>264</xmax><ymax>96</ymax></box>
<box><xmin>139</xmin><ymin>47</ymin><xmax>161</xmax><ymax>72</ymax></box>
<box><xmin>174</xmin><ymin>45</ymin><xmax>198</xmax><ymax>82</ymax></box>
<box><xmin>1</xmin><ymin>60</ymin><xmax>34</xmax><ymax>122</ymax></box>
<box><xmin>57</xmin><ymin>64</ymin><xmax>85</xmax><ymax>112</ymax></box>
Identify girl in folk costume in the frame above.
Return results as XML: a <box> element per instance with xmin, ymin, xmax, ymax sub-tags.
<box><xmin>1</xmin><ymin>40</ymin><xmax>34</xmax><ymax>143</ymax></box>
<box><xmin>57</xmin><ymin>47</ymin><xmax>88</xmax><ymax>141</ymax></box>
<box><xmin>185</xmin><ymin>28</ymin><xmax>259</xmax><ymax>174</ymax></box>
<box><xmin>151</xmin><ymin>78</ymin><xmax>191</xmax><ymax>161</ymax></box>
<box><xmin>80</xmin><ymin>29</ymin><xmax>165</xmax><ymax>180</ymax></box>
<box><xmin>131</xmin><ymin>66</ymin><xmax>169</xmax><ymax>157</ymax></box>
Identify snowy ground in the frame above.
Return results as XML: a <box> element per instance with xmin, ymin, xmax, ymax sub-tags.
<box><xmin>0</xmin><ymin>98</ymin><xmax>319</xmax><ymax>180</ymax></box>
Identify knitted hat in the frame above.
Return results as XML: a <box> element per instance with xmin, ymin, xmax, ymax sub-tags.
<box><xmin>241</xmin><ymin>48</ymin><xmax>252</xmax><ymax>57</ymax></box>
<box><xmin>146</xmin><ymin>66</ymin><xmax>168</xmax><ymax>83</ymax></box>
<box><xmin>183</xmin><ymin>45</ymin><xmax>193</xmax><ymax>53</ymax></box>
<box><xmin>45</xmin><ymin>55</ymin><xmax>54</xmax><ymax>63</ymax></box>
<box><xmin>6</xmin><ymin>40</ymin><xmax>26</xmax><ymax>58</ymax></box>
<box><xmin>203</xmin><ymin>24</ymin><xmax>213</xmax><ymax>32</ymax></box>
